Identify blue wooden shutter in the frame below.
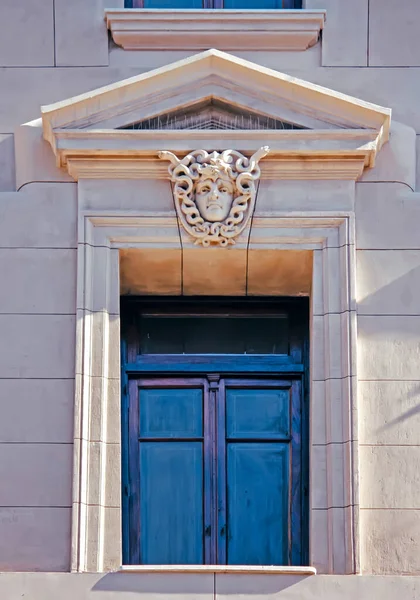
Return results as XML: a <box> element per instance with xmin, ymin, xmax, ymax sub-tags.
<box><xmin>125</xmin><ymin>375</ymin><xmax>305</xmax><ymax>565</ymax></box>
<box><xmin>217</xmin><ymin>379</ymin><xmax>303</xmax><ymax>565</ymax></box>
<box><xmin>127</xmin><ymin>378</ymin><xmax>211</xmax><ymax>564</ymax></box>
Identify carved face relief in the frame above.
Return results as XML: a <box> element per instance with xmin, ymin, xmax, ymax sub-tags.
<box><xmin>159</xmin><ymin>147</ymin><xmax>270</xmax><ymax>247</ymax></box>
<box><xmin>195</xmin><ymin>177</ymin><xmax>234</xmax><ymax>222</ymax></box>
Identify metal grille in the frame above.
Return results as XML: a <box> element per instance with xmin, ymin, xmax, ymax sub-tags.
<box><xmin>120</xmin><ymin>101</ymin><xmax>306</xmax><ymax>131</ymax></box>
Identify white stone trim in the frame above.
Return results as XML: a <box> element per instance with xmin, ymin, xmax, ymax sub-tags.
<box><xmin>119</xmin><ymin>565</ymin><xmax>317</xmax><ymax>575</ymax></box>
<box><xmin>104</xmin><ymin>9</ymin><xmax>326</xmax><ymax>52</ymax></box>
<box><xmin>72</xmin><ymin>210</ymin><xmax>359</xmax><ymax>575</ymax></box>
<box><xmin>53</xmin><ymin>128</ymin><xmax>379</xmax><ymax>182</ymax></box>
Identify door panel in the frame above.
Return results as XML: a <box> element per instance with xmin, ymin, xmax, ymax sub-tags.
<box><xmin>128</xmin><ymin>378</ymin><xmax>210</xmax><ymax>565</ymax></box>
<box><xmin>139</xmin><ymin>387</ymin><xmax>203</xmax><ymax>438</ymax></box>
<box><xmin>140</xmin><ymin>441</ymin><xmax>204</xmax><ymax>564</ymax></box>
<box><xmin>218</xmin><ymin>379</ymin><xmax>303</xmax><ymax>566</ymax></box>
<box><xmin>226</xmin><ymin>387</ymin><xmax>290</xmax><ymax>439</ymax></box>
<box><xmin>226</xmin><ymin>443</ymin><xmax>289</xmax><ymax>565</ymax></box>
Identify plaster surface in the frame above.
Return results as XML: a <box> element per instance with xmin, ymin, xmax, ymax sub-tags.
<box><xmin>369</xmin><ymin>0</ymin><xmax>420</xmax><ymax>67</ymax></box>
<box><xmin>0</xmin><ymin>0</ymin><xmax>54</xmax><ymax>67</ymax></box>
<box><xmin>0</xmin><ymin>183</ymin><xmax>77</xmax><ymax>248</ymax></box>
<box><xmin>306</xmin><ymin>0</ymin><xmax>368</xmax><ymax>67</ymax></box>
<box><xmin>1</xmin><ymin>0</ymin><xmax>420</xmax><ymax>581</ymax></box>
<box><xmin>55</xmin><ymin>0</ymin><xmax>110</xmax><ymax>67</ymax></box>
<box><xmin>0</xmin><ymin>573</ymin><xmax>419</xmax><ymax>598</ymax></box>
<box><xmin>0</xmin><ymin>508</ymin><xmax>71</xmax><ymax>571</ymax></box>
<box><xmin>0</xmin><ymin>134</ymin><xmax>15</xmax><ymax>191</ymax></box>
<box><xmin>0</xmin><ymin>248</ymin><xmax>76</xmax><ymax>314</ymax></box>
<box><xmin>359</xmin><ymin>380</ymin><xmax>420</xmax><ymax>445</ymax></box>
<box><xmin>0</xmin><ymin>379</ymin><xmax>74</xmax><ymax>443</ymax></box>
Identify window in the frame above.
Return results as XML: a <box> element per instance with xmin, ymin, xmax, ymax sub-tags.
<box><xmin>125</xmin><ymin>0</ymin><xmax>302</xmax><ymax>8</ymax></box>
<box><xmin>121</xmin><ymin>299</ymin><xmax>309</xmax><ymax>567</ymax></box>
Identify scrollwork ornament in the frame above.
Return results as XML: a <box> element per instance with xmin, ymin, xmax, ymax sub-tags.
<box><xmin>158</xmin><ymin>147</ymin><xmax>270</xmax><ymax>247</ymax></box>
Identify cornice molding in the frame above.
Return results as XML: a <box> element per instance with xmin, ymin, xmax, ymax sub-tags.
<box><xmin>104</xmin><ymin>9</ymin><xmax>326</xmax><ymax>52</ymax></box>
<box><xmin>53</xmin><ymin>128</ymin><xmax>378</xmax><ymax>182</ymax></box>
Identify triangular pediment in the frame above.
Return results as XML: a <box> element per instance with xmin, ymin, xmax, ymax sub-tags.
<box><xmin>40</xmin><ymin>49</ymin><xmax>391</xmax><ymax>181</ymax></box>
<box><xmin>42</xmin><ymin>49</ymin><xmax>390</xmax><ymax>135</ymax></box>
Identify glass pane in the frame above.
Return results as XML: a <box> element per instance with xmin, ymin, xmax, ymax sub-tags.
<box><xmin>224</xmin><ymin>0</ymin><xmax>284</xmax><ymax>7</ymax></box>
<box><xmin>226</xmin><ymin>387</ymin><xmax>290</xmax><ymax>439</ymax></box>
<box><xmin>139</xmin><ymin>315</ymin><xmax>289</xmax><ymax>355</ymax></box>
<box><xmin>139</xmin><ymin>388</ymin><xmax>203</xmax><ymax>438</ymax></box>
<box><xmin>140</xmin><ymin>441</ymin><xmax>204</xmax><ymax>564</ymax></box>
<box><xmin>143</xmin><ymin>0</ymin><xmax>203</xmax><ymax>6</ymax></box>
<box><xmin>227</xmin><ymin>443</ymin><xmax>289</xmax><ymax>565</ymax></box>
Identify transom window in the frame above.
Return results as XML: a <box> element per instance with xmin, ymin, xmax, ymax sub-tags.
<box><xmin>121</xmin><ymin>299</ymin><xmax>309</xmax><ymax>567</ymax></box>
<box><xmin>125</xmin><ymin>1</ymin><xmax>302</xmax><ymax>8</ymax></box>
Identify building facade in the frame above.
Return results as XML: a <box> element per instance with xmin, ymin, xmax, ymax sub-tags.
<box><xmin>1</xmin><ymin>0</ymin><xmax>420</xmax><ymax>597</ymax></box>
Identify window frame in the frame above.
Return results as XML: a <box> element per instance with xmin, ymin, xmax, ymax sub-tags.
<box><xmin>121</xmin><ymin>297</ymin><xmax>309</xmax><ymax>567</ymax></box>
<box><xmin>125</xmin><ymin>0</ymin><xmax>302</xmax><ymax>8</ymax></box>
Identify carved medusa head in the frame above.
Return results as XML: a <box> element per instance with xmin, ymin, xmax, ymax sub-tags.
<box><xmin>159</xmin><ymin>147</ymin><xmax>270</xmax><ymax>247</ymax></box>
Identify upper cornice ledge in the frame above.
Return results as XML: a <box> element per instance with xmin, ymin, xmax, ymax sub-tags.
<box><xmin>104</xmin><ymin>9</ymin><xmax>326</xmax><ymax>51</ymax></box>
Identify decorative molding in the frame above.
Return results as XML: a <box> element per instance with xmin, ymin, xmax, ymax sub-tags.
<box><xmin>73</xmin><ymin>211</ymin><xmax>359</xmax><ymax>574</ymax></box>
<box><xmin>54</xmin><ymin>129</ymin><xmax>377</xmax><ymax>182</ymax></box>
<box><xmin>159</xmin><ymin>147</ymin><xmax>269</xmax><ymax>246</ymax></box>
<box><xmin>119</xmin><ymin>565</ymin><xmax>317</xmax><ymax>575</ymax></box>
<box><xmin>104</xmin><ymin>9</ymin><xmax>326</xmax><ymax>52</ymax></box>
<box><xmin>40</xmin><ymin>50</ymin><xmax>391</xmax><ymax>182</ymax></box>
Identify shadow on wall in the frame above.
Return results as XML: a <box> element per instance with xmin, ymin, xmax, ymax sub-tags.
<box><xmin>357</xmin><ymin>260</ymin><xmax>420</xmax><ymax>433</ymax></box>
<box><xmin>376</xmin><ymin>383</ymin><xmax>420</xmax><ymax>433</ymax></box>
<box><xmin>91</xmin><ymin>572</ymin><xmax>311</xmax><ymax>595</ymax></box>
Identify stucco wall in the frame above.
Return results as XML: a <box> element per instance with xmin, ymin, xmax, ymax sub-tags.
<box><xmin>1</xmin><ymin>0</ymin><xmax>420</xmax><ymax>583</ymax></box>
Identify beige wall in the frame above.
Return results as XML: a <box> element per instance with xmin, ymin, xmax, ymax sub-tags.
<box><xmin>1</xmin><ymin>0</ymin><xmax>420</xmax><ymax>584</ymax></box>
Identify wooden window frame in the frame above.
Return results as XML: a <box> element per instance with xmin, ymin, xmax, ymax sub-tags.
<box><xmin>126</xmin><ymin>0</ymin><xmax>301</xmax><ymax>8</ymax></box>
<box><xmin>121</xmin><ymin>297</ymin><xmax>309</xmax><ymax>567</ymax></box>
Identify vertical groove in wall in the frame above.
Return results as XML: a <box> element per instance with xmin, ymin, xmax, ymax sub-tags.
<box><xmin>52</xmin><ymin>0</ymin><xmax>57</xmax><ymax>67</ymax></box>
<box><xmin>367</xmin><ymin>0</ymin><xmax>370</xmax><ymax>67</ymax></box>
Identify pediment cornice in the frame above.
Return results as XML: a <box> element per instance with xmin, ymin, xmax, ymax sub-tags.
<box><xmin>41</xmin><ymin>49</ymin><xmax>391</xmax><ymax>182</ymax></box>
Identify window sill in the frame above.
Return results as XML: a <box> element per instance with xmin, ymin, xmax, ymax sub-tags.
<box><xmin>119</xmin><ymin>565</ymin><xmax>316</xmax><ymax>575</ymax></box>
<box><xmin>104</xmin><ymin>9</ymin><xmax>326</xmax><ymax>52</ymax></box>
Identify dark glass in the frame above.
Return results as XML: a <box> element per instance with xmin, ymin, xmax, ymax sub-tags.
<box><xmin>224</xmin><ymin>0</ymin><xmax>284</xmax><ymax>7</ymax></box>
<box><xmin>143</xmin><ymin>0</ymin><xmax>203</xmax><ymax>6</ymax></box>
<box><xmin>139</xmin><ymin>315</ymin><xmax>289</xmax><ymax>355</ymax></box>
<box><xmin>126</xmin><ymin>0</ymin><xmax>302</xmax><ymax>7</ymax></box>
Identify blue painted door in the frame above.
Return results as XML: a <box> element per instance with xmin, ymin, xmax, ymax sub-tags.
<box><xmin>217</xmin><ymin>379</ymin><xmax>303</xmax><ymax>565</ymax></box>
<box><xmin>128</xmin><ymin>378</ymin><xmax>211</xmax><ymax>564</ymax></box>
<box><xmin>126</xmin><ymin>376</ymin><xmax>304</xmax><ymax>565</ymax></box>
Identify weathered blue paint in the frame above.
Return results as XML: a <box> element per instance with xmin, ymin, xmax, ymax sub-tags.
<box><xmin>221</xmin><ymin>380</ymin><xmax>302</xmax><ymax>566</ymax></box>
<box><xmin>120</xmin><ymin>339</ymin><xmax>131</xmax><ymax>565</ymax></box>
<box><xmin>125</xmin><ymin>375</ymin><xmax>306</xmax><ymax>565</ymax></box>
<box><xmin>124</xmin><ymin>355</ymin><xmax>304</xmax><ymax>374</ymax></box>
<box><xmin>127</xmin><ymin>379</ymin><xmax>211</xmax><ymax>565</ymax></box>
<box><xmin>139</xmin><ymin>388</ymin><xmax>203</xmax><ymax>438</ymax></box>
<box><xmin>227</xmin><ymin>443</ymin><xmax>289</xmax><ymax>565</ymax></box>
<box><xmin>226</xmin><ymin>387</ymin><xmax>291</xmax><ymax>440</ymax></box>
<box><xmin>140</xmin><ymin>441</ymin><xmax>204</xmax><ymax>564</ymax></box>
<box><xmin>121</xmin><ymin>299</ymin><xmax>309</xmax><ymax>566</ymax></box>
